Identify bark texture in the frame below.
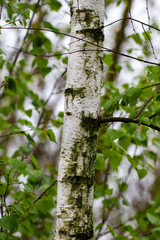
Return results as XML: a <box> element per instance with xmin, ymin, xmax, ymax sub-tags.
<box><xmin>56</xmin><ymin>0</ymin><xmax>104</xmax><ymax>239</ymax></box>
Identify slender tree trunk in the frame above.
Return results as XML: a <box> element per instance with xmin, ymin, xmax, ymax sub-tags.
<box><xmin>105</xmin><ymin>0</ymin><xmax>133</xmax><ymax>82</ymax></box>
<box><xmin>56</xmin><ymin>0</ymin><xmax>104</xmax><ymax>239</ymax></box>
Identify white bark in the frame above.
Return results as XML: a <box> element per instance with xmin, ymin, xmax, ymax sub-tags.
<box><xmin>56</xmin><ymin>0</ymin><xmax>104</xmax><ymax>239</ymax></box>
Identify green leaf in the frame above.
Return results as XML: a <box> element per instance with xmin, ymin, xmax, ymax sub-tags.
<box><xmin>103</xmin><ymin>100</ymin><xmax>114</xmax><ymax>113</ymax></box>
<box><xmin>126</xmin><ymin>62</ymin><xmax>134</xmax><ymax>72</ymax></box>
<box><xmin>62</xmin><ymin>56</ymin><xmax>68</xmax><ymax>65</ymax></box>
<box><xmin>0</xmin><ymin>117</ymin><xmax>11</xmax><ymax>130</ymax></box>
<box><xmin>30</xmin><ymin>47</ymin><xmax>45</xmax><ymax>55</ymax></box>
<box><xmin>23</xmin><ymin>9</ymin><xmax>30</xmax><ymax>19</ymax></box>
<box><xmin>117</xmin><ymin>0</ymin><xmax>122</xmax><ymax>6</ymax></box>
<box><xmin>17</xmin><ymin>3</ymin><xmax>28</xmax><ymax>10</ymax></box>
<box><xmin>19</xmin><ymin>145</ymin><xmax>32</xmax><ymax>155</ymax></box>
<box><xmin>105</xmin><ymin>147</ymin><xmax>122</xmax><ymax>171</ymax></box>
<box><xmin>144</xmin><ymin>150</ymin><xmax>157</xmax><ymax>161</ymax></box>
<box><xmin>25</xmin><ymin>109</ymin><xmax>32</xmax><ymax>117</ymax></box>
<box><xmin>142</xmin><ymin>31</ymin><xmax>151</xmax><ymax>41</ymax></box>
<box><xmin>94</xmin><ymin>184</ymin><xmax>113</xmax><ymax>198</ymax></box>
<box><xmin>155</xmin><ymin>106</ymin><xmax>160</xmax><ymax>116</ymax></box>
<box><xmin>0</xmin><ymin>214</ymin><xmax>20</xmax><ymax>232</ymax></box>
<box><xmin>103</xmin><ymin>197</ymin><xmax>118</xmax><ymax>208</ymax></box>
<box><xmin>127</xmin><ymin>154</ymin><xmax>137</xmax><ymax>168</ymax></box>
<box><xmin>51</xmin><ymin>118</ymin><xmax>63</xmax><ymax>128</ymax></box>
<box><xmin>137</xmin><ymin>168</ymin><xmax>147</xmax><ymax>180</ymax></box>
<box><xmin>107</xmin><ymin>224</ymin><xmax>116</xmax><ymax>236</ymax></box>
<box><xmin>26</xmin><ymin>134</ymin><xmax>35</xmax><ymax>146</ymax></box>
<box><xmin>139</xmin><ymin>117</ymin><xmax>151</xmax><ymax>125</ymax></box>
<box><xmin>95</xmin><ymin>223</ymin><xmax>103</xmax><ymax>231</ymax></box>
<box><xmin>134</xmin><ymin>132</ymin><xmax>148</xmax><ymax>146</ymax></box>
<box><xmin>152</xmin><ymin>227</ymin><xmax>160</xmax><ymax>233</ymax></box>
<box><xmin>115</xmin><ymin>64</ymin><xmax>122</xmax><ymax>72</ymax></box>
<box><xmin>9</xmin><ymin>158</ymin><xmax>26</xmax><ymax>171</ymax></box>
<box><xmin>0</xmin><ymin>48</ymin><xmax>6</xmax><ymax>55</ymax></box>
<box><xmin>129</xmin><ymin>33</ymin><xmax>142</xmax><ymax>45</ymax></box>
<box><xmin>41</xmin><ymin>67</ymin><xmax>52</xmax><ymax>77</ymax></box>
<box><xmin>35</xmin><ymin>57</ymin><xmax>48</xmax><ymax>69</ymax></box>
<box><xmin>24</xmin><ymin>165</ymin><xmax>42</xmax><ymax>183</ymax></box>
<box><xmin>118</xmin><ymin>183</ymin><xmax>128</xmax><ymax>192</ymax></box>
<box><xmin>47</xmin><ymin>129</ymin><xmax>56</xmax><ymax>143</ymax></box>
<box><xmin>0</xmin><ymin>183</ymin><xmax>7</xmax><ymax>196</ymax></box>
<box><xmin>118</xmin><ymin>136</ymin><xmax>130</xmax><ymax>150</ymax></box>
<box><xmin>36</xmin><ymin>198</ymin><xmax>55</xmax><ymax>214</ymax></box>
<box><xmin>44</xmin><ymin>21</ymin><xmax>59</xmax><ymax>32</ymax></box>
<box><xmin>0</xmin><ymin>232</ymin><xmax>7</xmax><ymax>240</ymax></box>
<box><xmin>95</xmin><ymin>153</ymin><xmax>105</xmax><ymax>170</ymax></box>
<box><xmin>103</xmin><ymin>54</ymin><xmax>114</xmax><ymax>67</ymax></box>
<box><xmin>147</xmin><ymin>213</ymin><xmax>160</xmax><ymax>225</ymax></box>
<box><xmin>23</xmin><ymin>183</ymin><xmax>33</xmax><ymax>193</ymax></box>
<box><xmin>128</xmin><ymin>87</ymin><xmax>142</xmax><ymax>100</ymax></box>
<box><xmin>110</xmin><ymin>154</ymin><xmax>122</xmax><ymax>171</ymax></box>
<box><xmin>147</xmin><ymin>66</ymin><xmax>160</xmax><ymax>81</ymax></box>
<box><xmin>108</xmin><ymin>129</ymin><xmax>123</xmax><ymax>141</ymax></box>
<box><xmin>18</xmin><ymin>119</ymin><xmax>33</xmax><ymax>128</ymax></box>
<box><xmin>5</xmin><ymin>76</ymin><xmax>17</xmax><ymax>94</ymax></box>
<box><xmin>152</xmin><ymin>138</ymin><xmax>160</xmax><ymax>148</ymax></box>
<box><xmin>31</xmin><ymin>156</ymin><xmax>41</xmax><ymax>170</ymax></box>
<box><xmin>45</xmin><ymin>0</ymin><xmax>62</xmax><ymax>11</ymax></box>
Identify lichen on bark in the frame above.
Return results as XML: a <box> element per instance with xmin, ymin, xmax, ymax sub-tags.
<box><xmin>56</xmin><ymin>0</ymin><xmax>104</xmax><ymax>239</ymax></box>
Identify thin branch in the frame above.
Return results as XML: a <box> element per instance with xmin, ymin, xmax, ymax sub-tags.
<box><xmin>1</xmin><ymin>26</ymin><xmax>160</xmax><ymax>66</ymax></box>
<box><xmin>133</xmin><ymin>85</ymin><xmax>160</xmax><ymax>119</ymax></box>
<box><xmin>99</xmin><ymin>117</ymin><xmax>160</xmax><ymax>132</ymax></box>
<box><xmin>149</xmin><ymin>113</ymin><xmax>156</xmax><ymax>119</ymax></box>
<box><xmin>33</xmin><ymin>180</ymin><xmax>57</xmax><ymax>204</ymax></box>
<box><xmin>97</xmin><ymin>217</ymin><xmax>134</xmax><ymax>239</ymax></box>
<box><xmin>146</xmin><ymin>0</ymin><xmax>151</xmax><ymax>30</ymax></box>
<box><xmin>128</xmin><ymin>4</ymin><xmax>154</xmax><ymax>59</ymax></box>
<box><xmin>3</xmin><ymin>170</ymin><xmax>12</xmax><ymax>209</ymax></box>
<box><xmin>8</xmin><ymin>45</ymin><xmax>126</xmax><ymax>58</ymax></box>
<box><xmin>0</xmin><ymin>198</ymin><xmax>3</xmax><ymax>232</ymax></box>
<box><xmin>142</xmin><ymin>24</ymin><xmax>157</xmax><ymax>60</ymax></box>
<box><xmin>142</xmin><ymin>83</ymin><xmax>160</xmax><ymax>89</ymax></box>
<box><xmin>9</xmin><ymin>0</ymin><xmax>41</xmax><ymax>74</ymax></box>
<box><xmin>34</xmin><ymin>69</ymin><xmax>66</xmax><ymax>130</ymax></box>
<box><xmin>103</xmin><ymin>17</ymin><xmax>160</xmax><ymax>33</ymax></box>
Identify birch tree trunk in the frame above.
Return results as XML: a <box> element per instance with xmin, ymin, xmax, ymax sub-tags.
<box><xmin>56</xmin><ymin>0</ymin><xmax>104</xmax><ymax>239</ymax></box>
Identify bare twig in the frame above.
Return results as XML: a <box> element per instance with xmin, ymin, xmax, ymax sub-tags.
<box><xmin>1</xmin><ymin>26</ymin><xmax>160</xmax><ymax>66</ymax></box>
<box><xmin>34</xmin><ymin>69</ymin><xmax>66</xmax><ymax>130</ymax></box>
<box><xmin>146</xmin><ymin>0</ymin><xmax>151</xmax><ymax>30</ymax></box>
<box><xmin>103</xmin><ymin>17</ymin><xmax>160</xmax><ymax>34</ymax></box>
<box><xmin>128</xmin><ymin>4</ymin><xmax>154</xmax><ymax>59</ymax></box>
<box><xmin>34</xmin><ymin>180</ymin><xmax>57</xmax><ymax>204</ymax></box>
